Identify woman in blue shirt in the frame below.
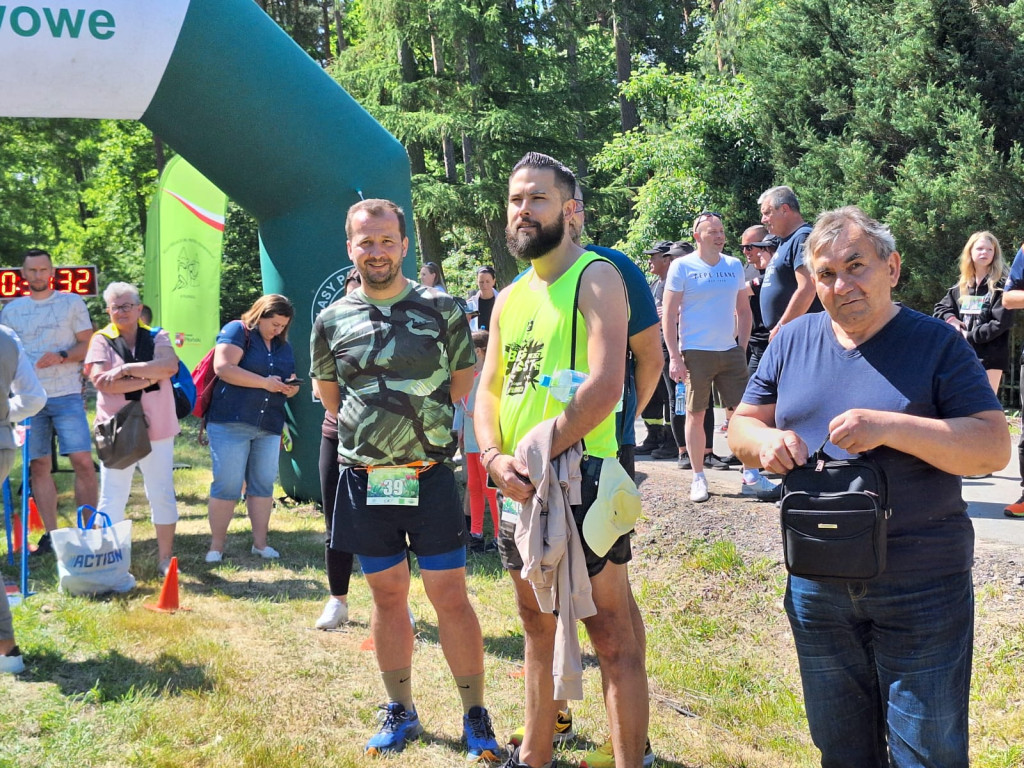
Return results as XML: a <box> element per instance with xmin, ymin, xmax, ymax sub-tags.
<box><xmin>204</xmin><ymin>295</ymin><xmax>300</xmax><ymax>563</ymax></box>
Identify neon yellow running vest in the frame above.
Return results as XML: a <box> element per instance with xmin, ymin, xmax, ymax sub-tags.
<box><xmin>497</xmin><ymin>252</ymin><xmax>618</xmax><ymax>458</ymax></box>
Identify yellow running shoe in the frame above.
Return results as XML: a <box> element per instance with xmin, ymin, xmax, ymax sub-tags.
<box><xmin>579</xmin><ymin>738</ymin><xmax>655</xmax><ymax>767</ymax></box>
<box><xmin>507</xmin><ymin>709</ymin><xmax>574</xmax><ymax>748</ymax></box>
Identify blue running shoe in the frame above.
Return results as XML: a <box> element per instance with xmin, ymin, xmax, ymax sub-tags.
<box><xmin>365</xmin><ymin>702</ymin><xmax>423</xmax><ymax>755</ymax></box>
<box><xmin>464</xmin><ymin>705</ymin><xmax>502</xmax><ymax>763</ymax></box>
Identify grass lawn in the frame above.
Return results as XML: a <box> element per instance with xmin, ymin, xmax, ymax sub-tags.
<box><xmin>1</xmin><ymin>418</ymin><xmax>1024</xmax><ymax>767</ymax></box>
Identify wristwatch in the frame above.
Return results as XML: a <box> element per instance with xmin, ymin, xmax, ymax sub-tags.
<box><xmin>58</xmin><ymin>350</ymin><xmax>68</xmax><ymax>362</ymax></box>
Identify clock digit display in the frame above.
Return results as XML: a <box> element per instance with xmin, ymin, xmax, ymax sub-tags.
<box><xmin>0</xmin><ymin>265</ymin><xmax>98</xmax><ymax>299</ymax></box>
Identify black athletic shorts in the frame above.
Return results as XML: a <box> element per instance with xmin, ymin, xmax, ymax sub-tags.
<box><xmin>332</xmin><ymin>463</ymin><xmax>468</xmax><ymax>558</ymax></box>
<box><xmin>498</xmin><ymin>455</ymin><xmax>632</xmax><ymax>578</ymax></box>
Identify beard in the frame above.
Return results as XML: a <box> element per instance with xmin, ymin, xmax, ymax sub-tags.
<box><xmin>506</xmin><ymin>212</ymin><xmax>565</xmax><ymax>262</ymax></box>
<box><xmin>357</xmin><ymin>260</ymin><xmax>402</xmax><ymax>289</ymax></box>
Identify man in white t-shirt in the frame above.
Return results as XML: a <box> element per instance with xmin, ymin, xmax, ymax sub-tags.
<box><xmin>1</xmin><ymin>249</ymin><xmax>97</xmax><ymax>554</ymax></box>
<box><xmin>662</xmin><ymin>213</ymin><xmax>779</xmax><ymax>503</ymax></box>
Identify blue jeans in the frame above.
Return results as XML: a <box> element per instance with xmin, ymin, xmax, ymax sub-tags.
<box><xmin>27</xmin><ymin>393</ymin><xmax>92</xmax><ymax>460</ymax></box>
<box><xmin>785</xmin><ymin>570</ymin><xmax>973</xmax><ymax>768</ymax></box>
<box><xmin>207</xmin><ymin>421</ymin><xmax>281</xmax><ymax>500</ymax></box>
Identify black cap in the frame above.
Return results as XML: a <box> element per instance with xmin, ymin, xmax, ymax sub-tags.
<box><xmin>666</xmin><ymin>241</ymin><xmax>695</xmax><ymax>258</ymax></box>
<box><xmin>749</xmin><ymin>235</ymin><xmax>782</xmax><ymax>249</ymax></box>
<box><xmin>643</xmin><ymin>240</ymin><xmax>674</xmax><ymax>255</ymax></box>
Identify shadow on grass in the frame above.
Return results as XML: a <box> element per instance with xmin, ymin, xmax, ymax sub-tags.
<box><xmin>27</xmin><ymin>647</ymin><xmax>215</xmax><ymax>700</ymax></box>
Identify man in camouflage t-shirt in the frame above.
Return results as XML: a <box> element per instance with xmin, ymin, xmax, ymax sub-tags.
<box><xmin>310</xmin><ymin>199</ymin><xmax>501</xmax><ymax>761</ymax></box>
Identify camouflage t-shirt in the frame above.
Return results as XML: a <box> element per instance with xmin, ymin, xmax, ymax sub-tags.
<box><xmin>310</xmin><ymin>282</ymin><xmax>475</xmax><ymax>466</ymax></box>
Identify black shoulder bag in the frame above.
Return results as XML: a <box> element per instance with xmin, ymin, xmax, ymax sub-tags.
<box><xmin>779</xmin><ymin>440</ymin><xmax>890</xmax><ymax>581</ymax></box>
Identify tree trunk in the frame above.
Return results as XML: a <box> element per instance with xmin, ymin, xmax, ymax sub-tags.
<box><xmin>484</xmin><ymin>216</ymin><xmax>516</xmax><ymax>286</ymax></box>
<box><xmin>429</xmin><ymin>23</ymin><xmax>459</xmax><ymax>184</ymax></box>
<box><xmin>334</xmin><ymin>1</ymin><xmax>346</xmax><ymax>52</ymax></box>
<box><xmin>153</xmin><ymin>135</ymin><xmax>165</xmax><ymax>174</ymax></box>
<box><xmin>415</xmin><ymin>218</ymin><xmax>444</xmax><ymax>266</ymax></box>
<box><xmin>613</xmin><ymin>2</ymin><xmax>639</xmax><ymax>132</ymax></box>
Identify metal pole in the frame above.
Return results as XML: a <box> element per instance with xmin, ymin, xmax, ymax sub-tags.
<box><xmin>3</xmin><ymin>478</ymin><xmax>12</xmax><ymax>566</ymax></box>
<box><xmin>20</xmin><ymin>419</ymin><xmax>30</xmax><ymax>598</ymax></box>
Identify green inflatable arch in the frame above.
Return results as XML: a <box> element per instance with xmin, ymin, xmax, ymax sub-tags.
<box><xmin>0</xmin><ymin>0</ymin><xmax>416</xmax><ymax>500</ymax></box>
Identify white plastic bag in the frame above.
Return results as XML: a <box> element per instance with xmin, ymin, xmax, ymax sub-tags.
<box><xmin>51</xmin><ymin>506</ymin><xmax>135</xmax><ymax>596</ymax></box>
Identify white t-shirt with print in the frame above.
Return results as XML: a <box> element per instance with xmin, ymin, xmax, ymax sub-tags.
<box><xmin>1</xmin><ymin>292</ymin><xmax>92</xmax><ymax>397</ymax></box>
<box><xmin>665</xmin><ymin>252</ymin><xmax>745</xmax><ymax>352</ymax></box>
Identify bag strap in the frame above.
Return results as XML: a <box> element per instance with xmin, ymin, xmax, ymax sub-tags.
<box><xmin>77</xmin><ymin>505</ymin><xmax>112</xmax><ymax>530</ymax></box>
<box><xmin>811</xmin><ymin>438</ymin><xmax>878</xmax><ymax>467</ymax></box>
<box><xmin>98</xmin><ymin>324</ymin><xmax>159</xmax><ymax>401</ymax></box>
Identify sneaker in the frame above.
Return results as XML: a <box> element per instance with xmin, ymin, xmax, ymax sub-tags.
<box><xmin>158</xmin><ymin>558</ymin><xmax>173</xmax><ymax>577</ymax></box>
<box><xmin>690</xmin><ymin>475</ymin><xmax>710</xmax><ymax>503</ymax></box>
<box><xmin>703</xmin><ymin>453</ymin><xmax>731</xmax><ymax>470</ymax></box>
<box><xmin>251</xmin><ymin>545</ymin><xmax>280</xmax><ymax>559</ymax></box>
<box><xmin>0</xmin><ymin>645</ymin><xmax>25</xmax><ymax>675</ymax></box>
<box><xmin>501</xmin><ymin>747</ymin><xmax>557</xmax><ymax>768</ymax></box>
<box><xmin>463</xmin><ymin>705</ymin><xmax>502</xmax><ymax>762</ymax></box>
<box><xmin>30</xmin><ymin>533</ymin><xmax>52</xmax><ymax>557</ymax></box>
<box><xmin>484</xmin><ymin>539</ymin><xmax>499</xmax><ymax>553</ymax></box>
<box><xmin>720</xmin><ymin>452</ymin><xmax>742</xmax><ymax>467</ymax></box>
<box><xmin>365</xmin><ymin>701</ymin><xmax>424</xmax><ymax>755</ymax></box>
<box><xmin>508</xmin><ymin>708</ymin><xmax>574</xmax><ymax>747</ymax></box>
<box><xmin>469</xmin><ymin>534</ymin><xmax>486</xmax><ymax>553</ymax></box>
<box><xmin>315</xmin><ymin>597</ymin><xmax>349</xmax><ymax>629</ymax></box>
<box><xmin>741</xmin><ymin>474</ymin><xmax>782</xmax><ymax>501</ymax></box>
<box><xmin>579</xmin><ymin>738</ymin><xmax>655</xmax><ymax>768</ymax></box>
<box><xmin>675</xmin><ymin>453</ymin><xmax>692</xmax><ymax>470</ymax></box>
<box><xmin>204</xmin><ymin>550</ymin><xmax>223</xmax><ymax>563</ymax></box>
<box><xmin>1004</xmin><ymin>495</ymin><xmax>1024</xmax><ymax>518</ymax></box>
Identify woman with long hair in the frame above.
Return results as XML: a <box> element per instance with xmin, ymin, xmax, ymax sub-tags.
<box><xmin>204</xmin><ymin>294</ymin><xmax>300</xmax><ymax>562</ymax></box>
<box><xmin>934</xmin><ymin>231</ymin><xmax>1014</xmax><ymax>393</ymax></box>
<box><xmin>418</xmin><ymin>261</ymin><xmax>448</xmax><ymax>292</ymax></box>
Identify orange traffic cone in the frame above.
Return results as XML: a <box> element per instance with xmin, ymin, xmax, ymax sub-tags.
<box><xmin>8</xmin><ymin>515</ymin><xmax>22</xmax><ymax>552</ymax></box>
<box><xmin>360</xmin><ymin>635</ymin><xmax>375</xmax><ymax>651</ymax></box>
<box><xmin>27</xmin><ymin>498</ymin><xmax>44</xmax><ymax>533</ymax></box>
<box><xmin>144</xmin><ymin>557</ymin><xmax>189</xmax><ymax>613</ymax></box>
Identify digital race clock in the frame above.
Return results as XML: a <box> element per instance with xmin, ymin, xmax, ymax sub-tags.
<box><xmin>0</xmin><ymin>265</ymin><xmax>99</xmax><ymax>299</ymax></box>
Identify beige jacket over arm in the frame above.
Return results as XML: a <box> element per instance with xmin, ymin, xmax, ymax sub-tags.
<box><xmin>513</xmin><ymin>417</ymin><xmax>596</xmax><ymax>700</ymax></box>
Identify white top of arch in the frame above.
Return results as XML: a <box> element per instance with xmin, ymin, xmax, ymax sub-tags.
<box><xmin>0</xmin><ymin>1</ymin><xmax>190</xmax><ymax>119</ymax></box>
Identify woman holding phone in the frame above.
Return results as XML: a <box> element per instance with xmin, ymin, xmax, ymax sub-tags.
<box><xmin>204</xmin><ymin>294</ymin><xmax>300</xmax><ymax>563</ymax></box>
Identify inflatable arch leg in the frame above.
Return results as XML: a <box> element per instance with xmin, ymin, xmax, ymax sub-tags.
<box><xmin>0</xmin><ymin>0</ymin><xmax>416</xmax><ymax>500</ymax></box>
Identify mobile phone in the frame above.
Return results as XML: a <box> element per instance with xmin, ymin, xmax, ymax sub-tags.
<box><xmin>286</xmin><ymin>377</ymin><xmax>304</xmax><ymax>384</ymax></box>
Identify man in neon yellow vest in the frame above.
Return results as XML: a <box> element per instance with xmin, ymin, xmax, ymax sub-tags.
<box><xmin>476</xmin><ymin>153</ymin><xmax>648</xmax><ymax>768</ymax></box>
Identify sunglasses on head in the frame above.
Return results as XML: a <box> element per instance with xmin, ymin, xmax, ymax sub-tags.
<box><xmin>693</xmin><ymin>210</ymin><xmax>723</xmax><ymax>227</ymax></box>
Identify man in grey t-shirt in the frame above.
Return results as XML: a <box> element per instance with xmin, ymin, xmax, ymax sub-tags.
<box><xmin>0</xmin><ymin>249</ymin><xmax>96</xmax><ymax>554</ymax></box>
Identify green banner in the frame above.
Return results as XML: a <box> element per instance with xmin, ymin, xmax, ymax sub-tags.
<box><xmin>143</xmin><ymin>155</ymin><xmax>227</xmax><ymax>371</ymax></box>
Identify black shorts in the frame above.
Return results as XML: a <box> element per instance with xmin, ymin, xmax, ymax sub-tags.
<box><xmin>498</xmin><ymin>456</ymin><xmax>632</xmax><ymax>578</ymax></box>
<box><xmin>332</xmin><ymin>463</ymin><xmax>468</xmax><ymax>558</ymax></box>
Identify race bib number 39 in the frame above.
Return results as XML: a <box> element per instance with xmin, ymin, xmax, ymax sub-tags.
<box><xmin>367</xmin><ymin>467</ymin><xmax>420</xmax><ymax>506</ymax></box>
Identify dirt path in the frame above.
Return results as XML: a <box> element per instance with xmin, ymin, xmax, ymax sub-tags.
<box><xmin>631</xmin><ymin>455</ymin><xmax>1024</xmax><ymax>602</ymax></box>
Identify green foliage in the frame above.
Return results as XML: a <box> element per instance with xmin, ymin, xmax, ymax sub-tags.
<box><xmin>593</xmin><ymin>65</ymin><xmax>771</xmax><ymax>258</ymax></box>
<box><xmin>220</xmin><ymin>203</ymin><xmax>263</xmax><ymax>326</ymax></box>
<box><xmin>737</xmin><ymin>0</ymin><xmax>1024</xmax><ymax>309</ymax></box>
<box><xmin>0</xmin><ymin>118</ymin><xmax>158</xmax><ymax>321</ymax></box>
